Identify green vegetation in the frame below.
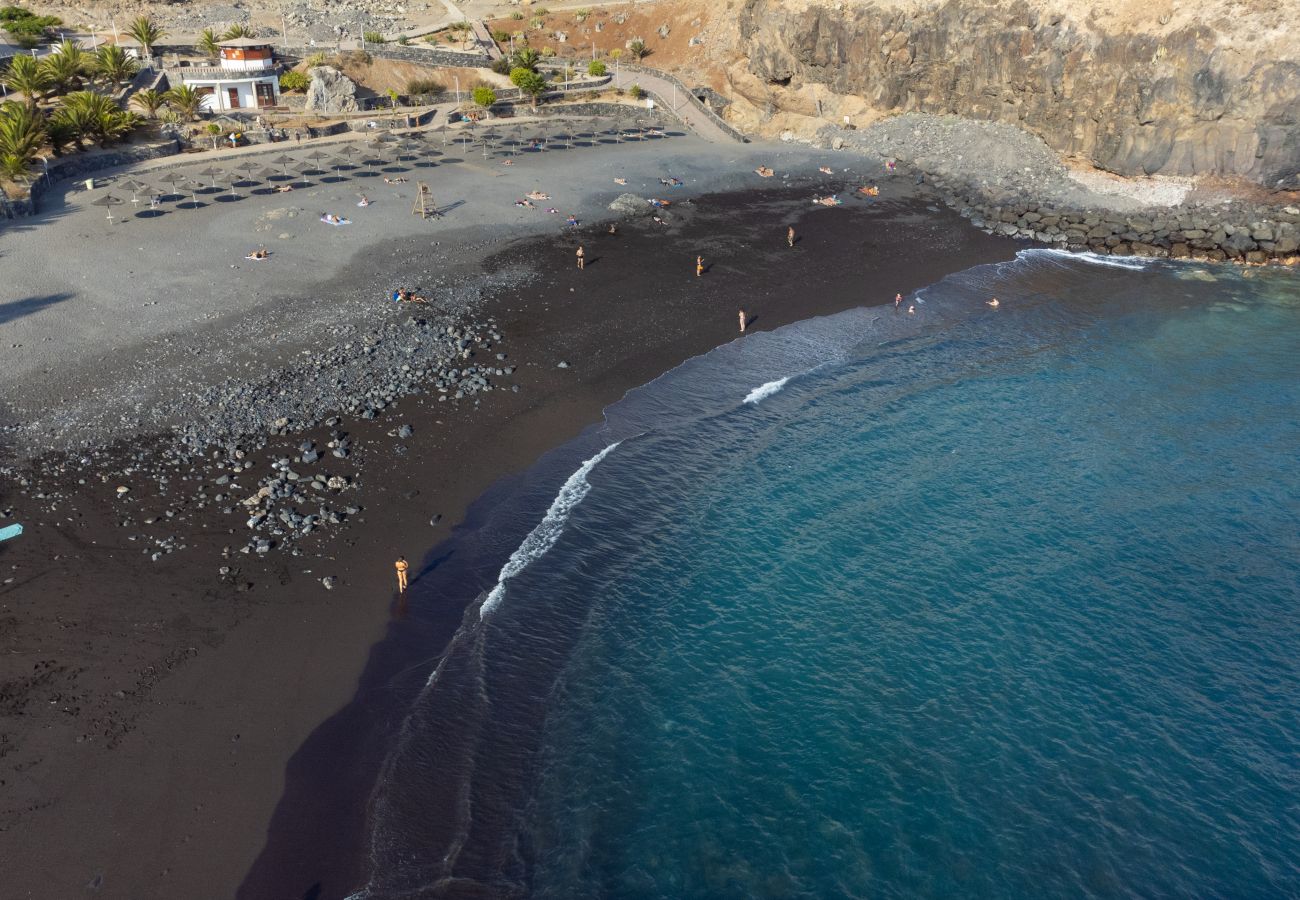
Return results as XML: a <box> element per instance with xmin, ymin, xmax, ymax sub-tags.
<box><xmin>449</xmin><ymin>20</ymin><xmax>472</xmax><ymax>49</ymax></box>
<box><xmin>126</xmin><ymin>15</ymin><xmax>166</xmax><ymax>58</ymax></box>
<box><xmin>627</xmin><ymin>39</ymin><xmax>649</xmax><ymax>61</ymax></box>
<box><xmin>221</xmin><ymin>24</ymin><xmax>255</xmax><ymax>40</ymax></box>
<box><xmin>397</xmin><ymin>35</ymin><xmax>409</xmax><ymax>45</ymax></box>
<box><xmin>363</xmin><ymin>30</ymin><xmax>385</xmax><ymax>44</ymax></box>
<box><xmin>588</xmin><ymin>60</ymin><xmax>607</xmax><ymax>77</ymax></box>
<box><xmin>471</xmin><ymin>85</ymin><xmax>496</xmax><ymax>112</ymax></box>
<box><xmin>130</xmin><ymin>88</ymin><xmax>167</xmax><ymax>118</ymax></box>
<box><xmin>574</xmin><ymin>8</ymin><xmax>592</xmax><ymax>22</ymax></box>
<box><xmin>304</xmin><ymin>51</ymin><xmax>327</xmax><ymax>68</ymax></box>
<box><xmin>163</xmin><ymin>84</ymin><xmax>204</xmax><ymax>120</ymax></box>
<box><xmin>628</xmin><ymin>83</ymin><xmax>644</xmax><ymax>99</ymax></box>
<box><xmin>510</xmin><ymin>67</ymin><xmax>548</xmax><ymax>108</ymax></box>
<box><xmin>94</xmin><ymin>45</ymin><xmax>139</xmax><ymax>86</ymax></box>
<box><xmin>0</xmin><ymin>100</ymin><xmax>45</xmax><ymax>179</ymax></box>
<box><xmin>279</xmin><ymin>70</ymin><xmax>310</xmax><ymax>92</ymax></box>
<box><xmin>510</xmin><ymin>11</ymin><xmax>524</xmax><ymax>20</ymax></box>
<box><xmin>40</xmin><ymin>42</ymin><xmax>87</xmax><ymax>95</ymax></box>
<box><xmin>206</xmin><ymin>122</ymin><xmax>222</xmax><ymax>135</ymax></box>
<box><xmin>492</xmin><ymin>29</ymin><xmax>510</xmax><ymax>43</ymax></box>
<box><xmin>3</xmin><ymin>55</ymin><xmax>51</xmax><ymax>109</ymax></box>
<box><xmin>540</xmin><ymin>46</ymin><xmax>556</xmax><ymax>58</ymax></box>
<box><xmin>197</xmin><ymin>27</ymin><xmax>221</xmax><ymax>58</ymax></box>
<box><xmin>55</xmin><ymin>90</ymin><xmax>141</xmax><ymax>149</ymax></box>
<box><xmin>0</xmin><ymin>6</ymin><xmax>62</xmax><ymax>49</ymax></box>
<box><xmin>387</xmin><ymin>87</ymin><xmax>399</xmax><ymax>108</ymax></box>
<box><xmin>405</xmin><ymin>77</ymin><xmax>443</xmax><ymax>97</ymax></box>
<box><xmin>490</xmin><ymin>57</ymin><xmax>512</xmax><ymax>75</ymax></box>
<box><xmin>511</xmin><ymin>47</ymin><xmax>541</xmax><ymax>72</ymax></box>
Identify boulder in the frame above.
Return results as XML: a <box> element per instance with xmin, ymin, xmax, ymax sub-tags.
<box><xmin>305</xmin><ymin>66</ymin><xmax>360</xmax><ymax>114</ymax></box>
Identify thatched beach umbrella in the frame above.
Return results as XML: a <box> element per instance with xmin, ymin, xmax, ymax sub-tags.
<box><xmin>183</xmin><ymin>179</ymin><xmax>206</xmax><ymax>208</ymax></box>
<box><xmin>91</xmin><ymin>192</ymin><xmax>123</xmax><ymax>224</ymax></box>
<box><xmin>233</xmin><ymin>160</ymin><xmax>259</xmax><ymax>184</ymax></box>
<box><xmin>330</xmin><ymin>156</ymin><xmax>348</xmax><ymax>179</ymax></box>
<box><xmin>121</xmin><ymin>179</ymin><xmax>151</xmax><ymax>204</ymax></box>
<box><xmin>157</xmin><ymin>171</ymin><xmax>186</xmax><ymax>197</ymax></box>
<box><xmin>198</xmin><ymin>165</ymin><xmax>225</xmax><ymax>190</ymax></box>
<box><xmin>303</xmin><ymin>149</ymin><xmax>331</xmax><ymax>173</ymax></box>
<box><xmin>271</xmin><ymin>153</ymin><xmax>296</xmax><ymax>177</ymax></box>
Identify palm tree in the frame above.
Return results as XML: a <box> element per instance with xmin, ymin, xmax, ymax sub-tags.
<box><xmin>0</xmin><ymin>100</ymin><xmax>46</xmax><ymax>178</ymax></box>
<box><xmin>196</xmin><ymin>27</ymin><xmax>221</xmax><ymax>60</ymax></box>
<box><xmin>95</xmin><ymin>45</ymin><xmax>140</xmax><ymax>86</ymax></box>
<box><xmin>3</xmin><ymin>55</ymin><xmax>52</xmax><ymax>110</ymax></box>
<box><xmin>131</xmin><ymin>88</ymin><xmax>167</xmax><ymax>119</ymax></box>
<box><xmin>627</xmin><ymin>39</ymin><xmax>648</xmax><ymax>61</ymax></box>
<box><xmin>126</xmin><ymin>15</ymin><xmax>166</xmax><ymax>59</ymax></box>
<box><xmin>164</xmin><ymin>84</ymin><xmax>205</xmax><ymax>121</ymax></box>
<box><xmin>44</xmin><ymin>114</ymin><xmax>76</xmax><ymax>156</ymax></box>
<box><xmin>40</xmin><ymin>41</ymin><xmax>88</xmax><ymax>95</ymax></box>
<box><xmin>56</xmin><ymin>91</ymin><xmax>138</xmax><ymax>148</ymax></box>
<box><xmin>221</xmin><ymin>23</ymin><xmax>256</xmax><ymax>40</ymax></box>
<box><xmin>511</xmin><ymin>47</ymin><xmax>540</xmax><ymax>72</ymax></box>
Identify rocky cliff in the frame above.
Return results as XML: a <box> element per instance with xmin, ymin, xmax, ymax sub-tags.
<box><xmin>722</xmin><ymin>0</ymin><xmax>1300</xmax><ymax>188</ymax></box>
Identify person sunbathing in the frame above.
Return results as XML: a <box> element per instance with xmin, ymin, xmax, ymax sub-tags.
<box><xmin>566</xmin><ymin>215</ymin><xmax>579</xmax><ymax>228</ymax></box>
<box><xmin>274</xmin><ymin>184</ymin><xmax>294</xmax><ymax>193</ymax></box>
<box><xmin>383</xmin><ymin>176</ymin><xmax>408</xmax><ymax>185</ymax></box>
<box><xmin>858</xmin><ymin>185</ymin><xmax>880</xmax><ymax>196</ymax></box>
<box><xmin>357</xmin><ymin>195</ymin><xmax>371</xmax><ymax>207</ymax></box>
<box><xmin>502</xmin><ymin>159</ymin><xmax>514</xmax><ymax>166</ymax></box>
<box><xmin>245</xmin><ymin>247</ymin><xmax>270</xmax><ymax>260</ymax></box>
<box><xmin>755</xmin><ymin>166</ymin><xmax>775</xmax><ymax>177</ymax></box>
<box><xmin>515</xmin><ymin>198</ymin><xmax>535</xmax><ymax>208</ymax></box>
<box><xmin>819</xmin><ymin>166</ymin><xmax>834</xmax><ymax>175</ymax></box>
<box><xmin>614</xmin><ymin>177</ymin><xmax>627</xmax><ymax>185</ymax></box>
<box><xmin>391</xmin><ymin>289</ymin><xmax>428</xmax><ymax>304</ymax></box>
<box><xmin>649</xmin><ymin>198</ymin><xmax>671</xmax><ymax>208</ymax></box>
<box><xmin>660</xmin><ymin>177</ymin><xmax>683</xmax><ymax>186</ymax></box>
<box><xmin>813</xmin><ymin>195</ymin><xmax>842</xmax><ymax>206</ymax></box>
<box><xmin>525</xmin><ymin>190</ymin><xmax>551</xmax><ymax>201</ymax></box>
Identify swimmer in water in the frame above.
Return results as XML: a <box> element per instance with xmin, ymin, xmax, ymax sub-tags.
<box><xmin>907</xmin><ymin>305</ymin><xmax>915</xmax><ymax>315</ymax></box>
<box><xmin>987</xmin><ymin>298</ymin><xmax>1000</xmax><ymax>308</ymax></box>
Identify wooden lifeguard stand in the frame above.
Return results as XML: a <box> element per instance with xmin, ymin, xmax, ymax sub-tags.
<box><xmin>412</xmin><ymin>181</ymin><xmax>437</xmax><ymax>219</ymax></box>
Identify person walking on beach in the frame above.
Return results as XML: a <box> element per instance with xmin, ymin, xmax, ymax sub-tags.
<box><xmin>395</xmin><ymin>556</ymin><xmax>409</xmax><ymax>592</ymax></box>
<box><xmin>739</xmin><ymin>309</ymin><xmax>747</xmax><ymax>332</ymax></box>
<box><xmin>576</xmin><ymin>245</ymin><xmax>585</xmax><ymax>270</ymax></box>
<box><xmin>787</xmin><ymin>226</ymin><xmax>795</xmax><ymax>248</ymax></box>
<box><xmin>895</xmin><ymin>293</ymin><xmax>903</xmax><ymax>309</ymax></box>
<box><xmin>696</xmin><ymin>255</ymin><xmax>704</xmax><ymax>277</ymax></box>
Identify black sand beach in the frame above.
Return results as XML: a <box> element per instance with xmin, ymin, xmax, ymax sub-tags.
<box><xmin>1</xmin><ymin>167</ymin><xmax>1021</xmax><ymax>900</ymax></box>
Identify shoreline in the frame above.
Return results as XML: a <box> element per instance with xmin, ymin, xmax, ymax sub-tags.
<box><xmin>1</xmin><ymin>155</ymin><xmax>1021</xmax><ymax>897</ymax></box>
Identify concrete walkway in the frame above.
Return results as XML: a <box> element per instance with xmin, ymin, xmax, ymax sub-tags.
<box><xmin>610</xmin><ymin>68</ymin><xmax>740</xmax><ymax>144</ymax></box>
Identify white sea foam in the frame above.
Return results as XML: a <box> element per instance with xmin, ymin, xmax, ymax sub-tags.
<box><xmin>743</xmin><ymin>377</ymin><xmax>790</xmax><ymax>405</ymax></box>
<box><xmin>478</xmin><ymin>442</ymin><xmax>621</xmax><ymax>619</ymax></box>
<box><xmin>1038</xmin><ymin>247</ymin><xmax>1153</xmax><ymax>270</ymax></box>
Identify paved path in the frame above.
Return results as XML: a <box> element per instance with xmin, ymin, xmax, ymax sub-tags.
<box><xmin>610</xmin><ymin>68</ymin><xmax>741</xmax><ymax>144</ymax></box>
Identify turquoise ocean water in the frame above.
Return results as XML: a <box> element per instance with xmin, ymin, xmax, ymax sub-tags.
<box><xmin>356</xmin><ymin>251</ymin><xmax>1300</xmax><ymax>899</ymax></box>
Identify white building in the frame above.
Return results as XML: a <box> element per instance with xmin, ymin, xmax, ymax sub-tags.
<box><xmin>174</xmin><ymin>38</ymin><xmax>280</xmax><ymax>113</ymax></box>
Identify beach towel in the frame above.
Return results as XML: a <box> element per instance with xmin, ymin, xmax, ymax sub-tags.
<box><xmin>321</xmin><ymin>216</ymin><xmax>352</xmax><ymax>226</ymax></box>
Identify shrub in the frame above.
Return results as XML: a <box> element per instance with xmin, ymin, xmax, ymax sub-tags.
<box><xmin>535</xmin><ymin>6</ymin><xmax>549</xmax><ymax>14</ymax></box>
<box><xmin>363</xmin><ymin>30</ymin><xmax>385</xmax><ymax>44</ymax></box>
<box><xmin>628</xmin><ymin>83</ymin><xmax>644</xmax><ymax>100</ymax></box>
<box><xmin>510</xmin><ymin>11</ymin><xmax>524</xmax><ymax>20</ymax></box>
<box><xmin>397</xmin><ymin>35</ymin><xmax>409</xmax><ymax>45</ymax></box>
<box><xmin>405</xmin><ymin>77</ymin><xmax>443</xmax><ymax>97</ymax></box>
<box><xmin>305</xmin><ymin>51</ymin><xmax>326</xmax><ymax>68</ymax></box>
<box><xmin>340</xmin><ymin>49</ymin><xmax>371</xmax><ymax>65</ymax></box>
<box><xmin>540</xmin><ymin>46</ymin><xmax>556</xmax><ymax>58</ymax></box>
<box><xmin>206</xmin><ymin>122</ymin><xmax>222</xmax><ymax>135</ymax></box>
<box><xmin>588</xmin><ymin>60</ymin><xmax>606</xmax><ymax>77</ymax></box>
<box><xmin>280</xmin><ymin>70</ymin><xmax>310</xmax><ymax>92</ymax></box>
<box><xmin>471</xmin><ymin>85</ymin><xmax>496</xmax><ymax>110</ymax></box>
<box><xmin>609</xmin><ymin>48</ymin><xmax>622</xmax><ymax>60</ymax></box>
<box><xmin>627</xmin><ymin>39</ymin><xmax>648</xmax><ymax>60</ymax></box>
<box><xmin>492</xmin><ymin>29</ymin><xmax>509</xmax><ymax>43</ymax></box>
<box><xmin>574</xmin><ymin>8</ymin><xmax>592</xmax><ymax>22</ymax></box>
<box><xmin>490</xmin><ymin>57</ymin><xmax>512</xmax><ymax>75</ymax></box>
<box><xmin>221</xmin><ymin>24</ymin><xmax>255</xmax><ymax>40</ymax></box>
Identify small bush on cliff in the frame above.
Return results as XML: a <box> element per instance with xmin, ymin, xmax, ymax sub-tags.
<box><xmin>406</xmin><ymin>77</ymin><xmax>444</xmax><ymax>98</ymax></box>
<box><xmin>588</xmin><ymin>60</ymin><xmax>607</xmax><ymax>77</ymax></box>
<box><xmin>628</xmin><ymin>83</ymin><xmax>644</xmax><ymax>100</ymax></box>
<box><xmin>472</xmin><ymin>85</ymin><xmax>496</xmax><ymax>111</ymax></box>
<box><xmin>280</xmin><ymin>70</ymin><xmax>310</xmax><ymax>92</ymax></box>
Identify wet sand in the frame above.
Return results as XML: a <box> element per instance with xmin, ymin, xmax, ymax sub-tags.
<box><xmin>0</xmin><ymin>138</ymin><xmax>1022</xmax><ymax>900</ymax></box>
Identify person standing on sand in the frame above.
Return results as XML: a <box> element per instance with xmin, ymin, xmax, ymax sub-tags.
<box><xmin>576</xmin><ymin>245</ymin><xmax>585</xmax><ymax>270</ymax></box>
<box><xmin>395</xmin><ymin>556</ymin><xmax>409</xmax><ymax>592</ymax></box>
<box><xmin>739</xmin><ymin>309</ymin><xmax>747</xmax><ymax>332</ymax></box>
<box><xmin>787</xmin><ymin>226</ymin><xmax>795</xmax><ymax>248</ymax></box>
<box><xmin>696</xmin><ymin>255</ymin><xmax>704</xmax><ymax>277</ymax></box>
<box><xmin>895</xmin><ymin>293</ymin><xmax>902</xmax><ymax>309</ymax></box>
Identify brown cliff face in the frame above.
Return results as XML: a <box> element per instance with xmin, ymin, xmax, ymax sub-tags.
<box><xmin>729</xmin><ymin>0</ymin><xmax>1300</xmax><ymax>188</ymax></box>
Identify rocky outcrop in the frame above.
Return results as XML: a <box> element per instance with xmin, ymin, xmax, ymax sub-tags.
<box><xmin>305</xmin><ymin>66</ymin><xmax>360</xmax><ymax>114</ymax></box>
<box><xmin>727</xmin><ymin>0</ymin><xmax>1300</xmax><ymax>188</ymax></box>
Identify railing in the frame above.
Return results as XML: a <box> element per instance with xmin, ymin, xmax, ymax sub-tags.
<box><xmin>615</xmin><ymin>62</ymin><xmax>748</xmax><ymax>143</ymax></box>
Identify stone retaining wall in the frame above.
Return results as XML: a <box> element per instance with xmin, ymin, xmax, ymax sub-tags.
<box><xmin>278</xmin><ymin>44</ymin><xmax>490</xmax><ymax>68</ymax></box>
<box><xmin>618</xmin><ymin>63</ymin><xmax>749</xmax><ymax>143</ymax></box>
<box><xmin>5</xmin><ymin>140</ymin><xmax>183</xmax><ymax>218</ymax></box>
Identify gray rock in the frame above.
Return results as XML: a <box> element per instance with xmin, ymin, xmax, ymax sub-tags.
<box><xmin>305</xmin><ymin>66</ymin><xmax>361</xmax><ymax>114</ymax></box>
<box><xmin>397</xmin><ymin>424</ymin><xmax>413</xmax><ymax>438</ymax></box>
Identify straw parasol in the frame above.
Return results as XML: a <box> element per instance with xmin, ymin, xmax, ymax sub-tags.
<box><xmin>91</xmin><ymin>192</ymin><xmax>123</xmax><ymax>224</ymax></box>
<box><xmin>121</xmin><ymin>179</ymin><xmax>151</xmax><ymax>204</ymax></box>
<box><xmin>198</xmin><ymin>165</ymin><xmax>225</xmax><ymax>190</ymax></box>
<box><xmin>271</xmin><ymin>153</ymin><xmax>296</xmax><ymax>177</ymax></box>
<box><xmin>183</xmin><ymin>179</ymin><xmax>206</xmax><ymax>208</ymax></box>
<box><xmin>233</xmin><ymin>160</ymin><xmax>259</xmax><ymax>184</ymax></box>
<box><xmin>157</xmin><ymin>171</ymin><xmax>186</xmax><ymax>197</ymax></box>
